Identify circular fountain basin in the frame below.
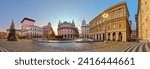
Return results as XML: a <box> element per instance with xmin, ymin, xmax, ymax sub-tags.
<box><xmin>33</xmin><ymin>38</ymin><xmax>94</xmax><ymax>43</ymax></box>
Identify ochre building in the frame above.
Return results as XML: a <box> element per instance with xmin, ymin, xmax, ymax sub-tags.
<box><xmin>89</xmin><ymin>2</ymin><xmax>131</xmax><ymax>41</ymax></box>
<box><xmin>137</xmin><ymin>0</ymin><xmax>150</xmax><ymax>41</ymax></box>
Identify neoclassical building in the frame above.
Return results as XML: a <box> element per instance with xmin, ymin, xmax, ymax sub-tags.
<box><xmin>42</xmin><ymin>22</ymin><xmax>55</xmax><ymax>38</ymax></box>
<box><xmin>89</xmin><ymin>2</ymin><xmax>131</xmax><ymax>41</ymax></box>
<box><xmin>58</xmin><ymin>20</ymin><xmax>79</xmax><ymax>39</ymax></box>
<box><xmin>137</xmin><ymin>0</ymin><xmax>150</xmax><ymax>41</ymax></box>
<box><xmin>0</xmin><ymin>32</ymin><xmax>7</xmax><ymax>39</ymax></box>
<box><xmin>21</xmin><ymin>18</ymin><xmax>43</xmax><ymax>39</ymax></box>
<box><xmin>81</xmin><ymin>19</ymin><xmax>89</xmax><ymax>38</ymax></box>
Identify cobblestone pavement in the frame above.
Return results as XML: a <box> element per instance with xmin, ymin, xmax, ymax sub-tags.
<box><xmin>0</xmin><ymin>39</ymin><xmax>148</xmax><ymax>52</ymax></box>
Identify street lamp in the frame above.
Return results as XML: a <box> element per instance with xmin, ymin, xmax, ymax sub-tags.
<box><xmin>102</xmin><ymin>13</ymin><xmax>109</xmax><ymax>42</ymax></box>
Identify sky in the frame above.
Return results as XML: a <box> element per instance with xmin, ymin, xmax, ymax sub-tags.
<box><xmin>0</xmin><ymin>0</ymin><xmax>138</xmax><ymax>34</ymax></box>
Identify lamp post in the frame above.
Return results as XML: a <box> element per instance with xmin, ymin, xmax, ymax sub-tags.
<box><xmin>102</xmin><ymin>13</ymin><xmax>109</xmax><ymax>42</ymax></box>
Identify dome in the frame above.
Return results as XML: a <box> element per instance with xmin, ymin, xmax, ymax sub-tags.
<box><xmin>48</xmin><ymin>22</ymin><xmax>51</xmax><ymax>26</ymax></box>
<box><xmin>82</xmin><ymin>19</ymin><xmax>86</xmax><ymax>26</ymax></box>
<box><xmin>63</xmin><ymin>21</ymin><xmax>69</xmax><ymax>24</ymax></box>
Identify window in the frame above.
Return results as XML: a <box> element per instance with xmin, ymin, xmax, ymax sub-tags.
<box><xmin>119</xmin><ymin>24</ymin><xmax>122</xmax><ymax>29</ymax></box>
<box><xmin>108</xmin><ymin>26</ymin><xmax>110</xmax><ymax>30</ymax></box>
<box><xmin>118</xmin><ymin>9</ymin><xmax>123</xmax><ymax>17</ymax></box>
<box><xmin>97</xmin><ymin>20</ymin><xmax>99</xmax><ymax>25</ymax></box>
<box><xmin>146</xmin><ymin>18</ymin><xmax>148</xmax><ymax>23</ymax></box>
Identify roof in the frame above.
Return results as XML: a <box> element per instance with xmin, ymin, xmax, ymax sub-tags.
<box><xmin>63</xmin><ymin>21</ymin><xmax>69</xmax><ymax>24</ymax></box>
<box><xmin>137</xmin><ymin>0</ymin><xmax>141</xmax><ymax>15</ymax></box>
<box><xmin>90</xmin><ymin>2</ymin><xmax>129</xmax><ymax>24</ymax></box>
<box><xmin>21</xmin><ymin>17</ymin><xmax>35</xmax><ymax>23</ymax></box>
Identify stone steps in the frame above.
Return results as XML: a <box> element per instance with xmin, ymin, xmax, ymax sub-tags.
<box><xmin>124</xmin><ymin>43</ymin><xmax>150</xmax><ymax>52</ymax></box>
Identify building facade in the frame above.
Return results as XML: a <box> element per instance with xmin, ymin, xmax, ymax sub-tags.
<box><xmin>131</xmin><ymin>29</ymin><xmax>137</xmax><ymax>41</ymax></box>
<box><xmin>58</xmin><ymin>20</ymin><xmax>79</xmax><ymax>39</ymax></box>
<box><xmin>135</xmin><ymin>15</ymin><xmax>138</xmax><ymax>39</ymax></box>
<box><xmin>0</xmin><ymin>32</ymin><xmax>7</xmax><ymax>39</ymax></box>
<box><xmin>42</xmin><ymin>22</ymin><xmax>55</xmax><ymax>38</ymax></box>
<box><xmin>21</xmin><ymin>18</ymin><xmax>43</xmax><ymax>39</ymax></box>
<box><xmin>137</xmin><ymin>0</ymin><xmax>150</xmax><ymax>41</ymax></box>
<box><xmin>81</xmin><ymin>19</ymin><xmax>89</xmax><ymax>38</ymax></box>
<box><xmin>89</xmin><ymin>2</ymin><xmax>131</xmax><ymax>41</ymax></box>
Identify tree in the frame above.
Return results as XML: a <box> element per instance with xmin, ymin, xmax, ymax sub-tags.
<box><xmin>7</xmin><ymin>20</ymin><xmax>17</xmax><ymax>41</ymax></box>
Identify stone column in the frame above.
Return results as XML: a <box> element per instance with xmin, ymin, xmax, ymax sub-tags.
<box><xmin>101</xmin><ymin>34</ymin><xmax>103</xmax><ymax>40</ymax></box>
<box><xmin>110</xmin><ymin>32</ymin><xmax>113</xmax><ymax>41</ymax></box>
<box><xmin>106</xmin><ymin>33</ymin><xmax>108</xmax><ymax>40</ymax></box>
<box><xmin>123</xmin><ymin>32</ymin><xmax>127</xmax><ymax>41</ymax></box>
<box><xmin>116</xmin><ymin>32</ymin><xmax>119</xmax><ymax>41</ymax></box>
<box><xmin>95</xmin><ymin>34</ymin><xmax>97</xmax><ymax>40</ymax></box>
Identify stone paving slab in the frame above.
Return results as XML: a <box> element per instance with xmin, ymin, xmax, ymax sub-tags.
<box><xmin>0</xmin><ymin>39</ymin><xmax>143</xmax><ymax>52</ymax></box>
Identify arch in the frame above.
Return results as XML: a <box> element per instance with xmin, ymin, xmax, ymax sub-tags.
<box><xmin>97</xmin><ymin>34</ymin><xmax>99</xmax><ymax>40</ymax></box>
<box><xmin>71</xmin><ymin>35</ymin><xmax>72</xmax><ymax>38</ymax></box>
<box><xmin>94</xmin><ymin>34</ymin><xmax>96</xmax><ymax>39</ymax></box>
<box><xmin>112</xmin><ymin>32</ymin><xmax>116</xmax><ymax>41</ymax></box>
<box><xmin>68</xmin><ymin>34</ymin><xmax>70</xmax><ymax>38</ymax></box>
<box><xmin>108</xmin><ymin>33</ymin><xmax>111</xmax><ymax>41</ymax></box>
<box><xmin>100</xmin><ymin>34</ymin><xmax>101</xmax><ymax>40</ymax></box>
<box><xmin>64</xmin><ymin>35</ymin><xmax>66</xmax><ymax>38</ymax></box>
<box><xmin>118</xmin><ymin>32</ymin><xmax>122</xmax><ymax>41</ymax></box>
<box><xmin>103</xmin><ymin>34</ymin><xmax>105</xmax><ymax>41</ymax></box>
